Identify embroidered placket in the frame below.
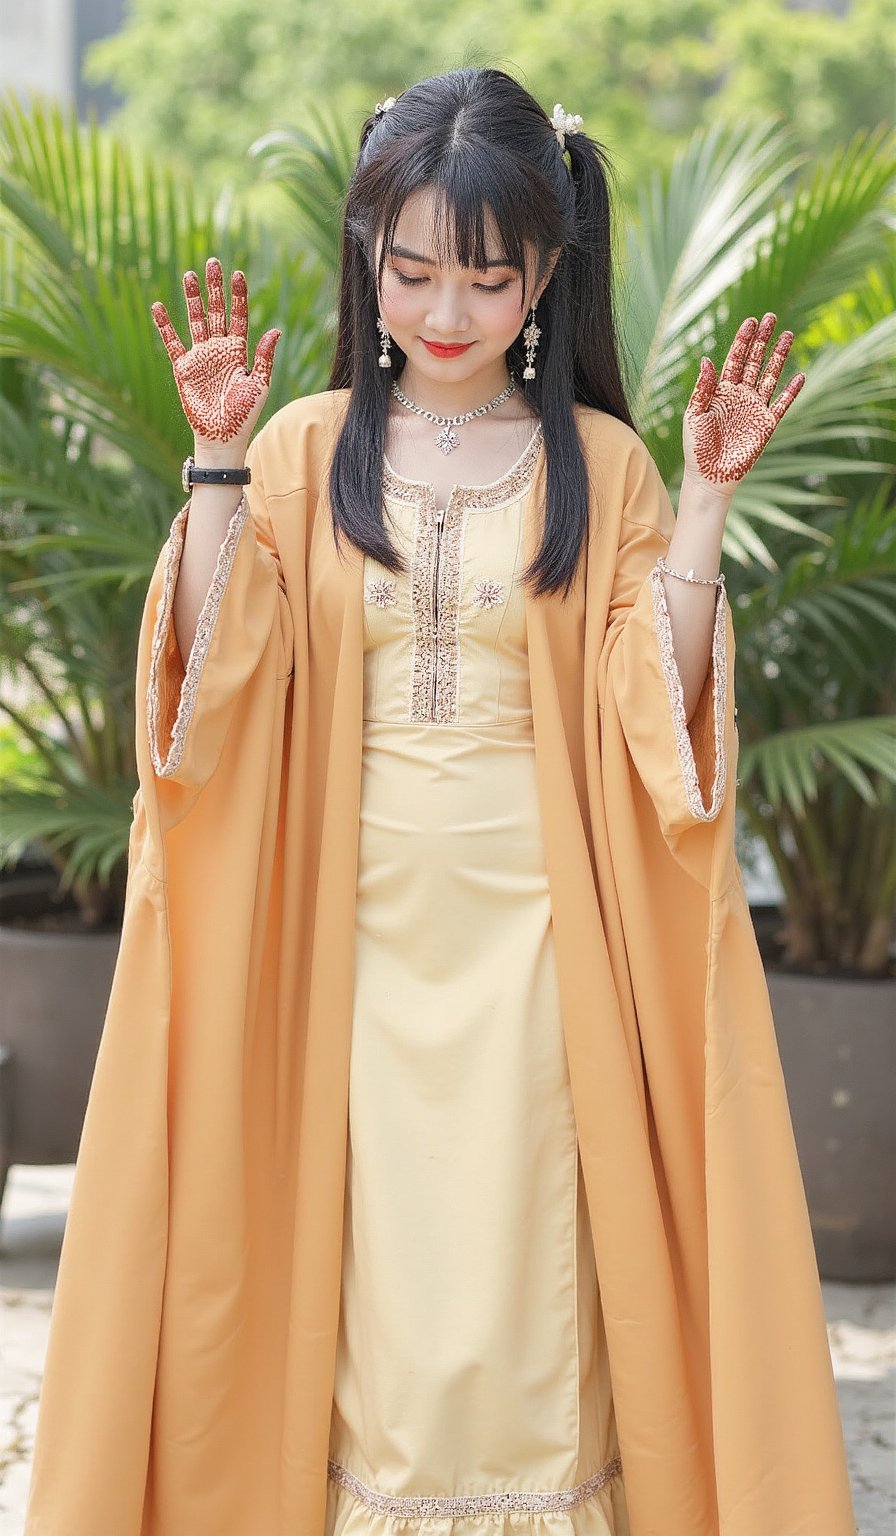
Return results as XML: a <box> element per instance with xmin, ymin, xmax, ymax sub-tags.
<box><xmin>382</xmin><ymin>424</ymin><xmax>544</xmax><ymax>724</ymax></box>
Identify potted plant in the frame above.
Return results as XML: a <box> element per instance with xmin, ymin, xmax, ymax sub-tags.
<box><xmin>732</xmin><ymin>465</ymin><xmax>895</xmax><ymax>1282</ymax></box>
<box><xmin>0</xmin><ymin>94</ymin><xmax>332</xmax><ymax>1220</ymax></box>
<box><xmin>620</xmin><ymin>118</ymin><xmax>896</xmax><ymax>1281</ymax></box>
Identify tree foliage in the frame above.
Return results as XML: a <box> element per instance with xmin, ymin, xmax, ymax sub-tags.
<box><xmin>81</xmin><ymin>0</ymin><xmax>896</xmax><ymax>221</ymax></box>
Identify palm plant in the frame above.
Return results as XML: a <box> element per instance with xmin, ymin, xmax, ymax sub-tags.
<box><xmin>0</xmin><ymin>93</ymin><xmax>333</xmax><ymax>923</ymax></box>
<box><xmin>735</xmin><ymin>474</ymin><xmax>895</xmax><ymax>973</ymax></box>
<box><xmin>247</xmin><ymin>102</ymin><xmax>359</xmax><ymax>275</ymax></box>
<box><xmin>2</xmin><ymin>97</ymin><xmax>895</xmax><ymax>974</ymax></box>
<box><xmin>622</xmin><ymin>117</ymin><xmax>896</xmax><ymax>975</ymax></box>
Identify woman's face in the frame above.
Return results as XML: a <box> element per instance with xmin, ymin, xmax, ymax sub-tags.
<box><xmin>374</xmin><ymin>186</ymin><xmax>554</xmax><ymax>390</ymax></box>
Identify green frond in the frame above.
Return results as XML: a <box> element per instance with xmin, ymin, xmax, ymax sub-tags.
<box><xmin>738</xmin><ymin>717</ymin><xmax>896</xmax><ymax>816</ymax></box>
<box><xmin>711</xmin><ymin>124</ymin><xmax>896</xmax><ymax>346</ymax></box>
<box><xmin>0</xmin><ymin>780</ymin><xmax>134</xmax><ymax>890</ymax></box>
<box><xmin>248</xmin><ymin>104</ymin><xmax>357</xmax><ymax>272</ymax></box>
<box><xmin>625</xmin><ymin>116</ymin><xmax>808</xmax><ymax>417</ymax></box>
<box><xmin>629</xmin><ymin>113</ymin><xmax>896</xmax><ymax>544</ymax></box>
<box><xmin>0</xmin><ymin>95</ymin><xmax>332</xmax><ymax>479</ymax></box>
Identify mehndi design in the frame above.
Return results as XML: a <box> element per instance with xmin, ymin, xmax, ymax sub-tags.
<box><xmin>684</xmin><ymin>312</ymin><xmax>806</xmax><ymax>485</ymax></box>
<box><xmin>150</xmin><ymin>257</ymin><xmax>281</xmax><ymax>442</ymax></box>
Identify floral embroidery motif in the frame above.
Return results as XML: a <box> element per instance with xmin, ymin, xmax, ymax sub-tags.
<box><xmin>383</xmin><ymin>424</ymin><xmax>543</xmax><ymax>724</ymax></box>
<box><xmin>327</xmin><ymin>1452</ymin><xmax>623</xmax><ymax>1517</ymax></box>
<box><xmin>650</xmin><ymin>557</ymin><xmax>728</xmax><ymax>820</ymax></box>
<box><xmin>147</xmin><ymin>492</ymin><xmax>251</xmax><ymax>778</ymax></box>
<box><xmin>364</xmin><ymin>576</ymin><xmax>397</xmax><ymax>607</ymax></box>
<box><xmin>472</xmin><ymin>577</ymin><xmax>506</xmax><ymax>609</ymax></box>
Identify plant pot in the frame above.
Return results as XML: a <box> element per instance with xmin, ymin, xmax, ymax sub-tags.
<box><xmin>766</xmin><ymin>967</ymin><xmax>896</xmax><ymax>1282</ymax></box>
<box><xmin>0</xmin><ymin>875</ymin><xmax>120</xmax><ymax>1223</ymax></box>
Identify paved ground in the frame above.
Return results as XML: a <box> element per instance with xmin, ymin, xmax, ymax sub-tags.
<box><xmin>1</xmin><ymin>1164</ymin><xmax>893</xmax><ymax>1533</ymax></box>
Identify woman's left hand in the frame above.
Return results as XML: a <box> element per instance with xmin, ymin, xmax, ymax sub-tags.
<box><xmin>683</xmin><ymin>312</ymin><xmax>806</xmax><ymax>490</ymax></box>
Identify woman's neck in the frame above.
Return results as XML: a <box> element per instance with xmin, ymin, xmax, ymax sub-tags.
<box><xmin>393</xmin><ymin>359</ymin><xmax>517</xmax><ymax>419</ymax></box>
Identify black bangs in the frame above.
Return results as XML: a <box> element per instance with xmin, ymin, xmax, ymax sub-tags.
<box><xmin>327</xmin><ymin>66</ymin><xmax>637</xmax><ymax>600</ymax></box>
<box><xmin>371</xmin><ymin>143</ymin><xmax>546</xmax><ymax>309</ymax></box>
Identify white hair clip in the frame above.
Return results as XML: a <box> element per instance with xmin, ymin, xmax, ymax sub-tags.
<box><xmin>551</xmin><ymin>102</ymin><xmax>584</xmax><ymax>148</ymax></box>
<box><xmin>374</xmin><ymin>96</ymin><xmax>396</xmax><ymax>117</ymax></box>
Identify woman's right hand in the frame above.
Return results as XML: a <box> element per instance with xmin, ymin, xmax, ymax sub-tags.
<box><xmin>150</xmin><ymin>256</ymin><xmax>282</xmax><ymax>457</ymax></box>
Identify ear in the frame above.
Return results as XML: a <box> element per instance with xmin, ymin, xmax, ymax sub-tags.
<box><xmin>532</xmin><ymin>247</ymin><xmax>562</xmax><ymax>306</ymax></box>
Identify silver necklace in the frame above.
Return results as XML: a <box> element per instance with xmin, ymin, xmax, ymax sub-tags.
<box><xmin>390</xmin><ymin>375</ymin><xmax>516</xmax><ymax>454</ymax></box>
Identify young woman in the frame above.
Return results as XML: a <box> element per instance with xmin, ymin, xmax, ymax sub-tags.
<box><xmin>26</xmin><ymin>67</ymin><xmax>857</xmax><ymax>1536</ymax></box>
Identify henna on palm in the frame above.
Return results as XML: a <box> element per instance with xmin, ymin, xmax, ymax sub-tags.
<box><xmin>150</xmin><ymin>257</ymin><xmax>281</xmax><ymax>444</ymax></box>
<box><xmin>685</xmin><ymin>312</ymin><xmax>806</xmax><ymax>485</ymax></box>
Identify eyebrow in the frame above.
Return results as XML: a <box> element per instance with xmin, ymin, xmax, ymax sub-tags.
<box><xmin>389</xmin><ymin>243</ymin><xmax>515</xmax><ymax>270</ymax></box>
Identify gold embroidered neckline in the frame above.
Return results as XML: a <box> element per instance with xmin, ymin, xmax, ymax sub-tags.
<box><xmin>382</xmin><ymin>421</ymin><xmax>544</xmax><ymax>513</ymax></box>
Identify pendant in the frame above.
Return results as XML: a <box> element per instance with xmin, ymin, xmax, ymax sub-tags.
<box><xmin>436</xmin><ymin>426</ymin><xmax>460</xmax><ymax>454</ymax></box>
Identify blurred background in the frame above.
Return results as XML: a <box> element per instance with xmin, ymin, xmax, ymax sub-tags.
<box><xmin>0</xmin><ymin>1</ymin><xmax>894</xmax><ymax>1530</ymax></box>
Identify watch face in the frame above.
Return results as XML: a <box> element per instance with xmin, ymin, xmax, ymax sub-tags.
<box><xmin>182</xmin><ymin>456</ymin><xmax>193</xmax><ymax>493</ymax></box>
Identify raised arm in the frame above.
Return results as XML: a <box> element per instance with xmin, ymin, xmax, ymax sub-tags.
<box><xmin>143</xmin><ymin>259</ymin><xmax>292</xmax><ymax>790</ymax></box>
<box><xmin>657</xmin><ymin>310</ymin><xmax>805</xmax><ymax>720</ymax></box>
<box><xmin>150</xmin><ymin>256</ymin><xmax>281</xmax><ymax>665</ymax></box>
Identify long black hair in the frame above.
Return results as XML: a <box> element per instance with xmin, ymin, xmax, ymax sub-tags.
<box><xmin>326</xmin><ymin>66</ymin><xmax>636</xmax><ymax>599</ymax></box>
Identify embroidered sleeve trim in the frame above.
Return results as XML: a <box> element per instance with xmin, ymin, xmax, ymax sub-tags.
<box><xmin>147</xmin><ymin>492</ymin><xmax>251</xmax><ymax>779</ymax></box>
<box><xmin>650</xmin><ymin>559</ymin><xmax>728</xmax><ymax>821</ymax></box>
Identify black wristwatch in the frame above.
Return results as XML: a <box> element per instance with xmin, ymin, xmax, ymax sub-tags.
<box><xmin>182</xmin><ymin>455</ymin><xmax>252</xmax><ymax>494</ymax></box>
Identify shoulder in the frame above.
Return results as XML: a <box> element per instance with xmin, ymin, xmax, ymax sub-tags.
<box><xmin>249</xmin><ymin>389</ymin><xmax>351</xmax><ymax>493</ymax></box>
<box><xmin>572</xmin><ymin>402</ymin><xmax>651</xmax><ymax>463</ymax></box>
<box><xmin>573</xmin><ymin>402</ymin><xmax>663</xmax><ymax>494</ymax></box>
<box><xmin>571</xmin><ymin>403</ymin><xmax>674</xmax><ymax>548</ymax></box>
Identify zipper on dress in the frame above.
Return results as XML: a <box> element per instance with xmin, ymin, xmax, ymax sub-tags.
<box><xmin>432</xmin><ymin>507</ymin><xmax>445</xmax><ymax>718</ymax></box>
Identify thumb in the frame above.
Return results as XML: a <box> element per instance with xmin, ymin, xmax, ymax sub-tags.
<box><xmin>250</xmin><ymin>328</ymin><xmax>282</xmax><ymax>386</ymax></box>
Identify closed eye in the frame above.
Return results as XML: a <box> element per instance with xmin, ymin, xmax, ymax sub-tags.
<box><xmin>393</xmin><ymin>271</ymin><xmax>513</xmax><ymax>293</ymax></box>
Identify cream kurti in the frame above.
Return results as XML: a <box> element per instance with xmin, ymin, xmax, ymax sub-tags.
<box><xmin>326</xmin><ymin>426</ymin><xmax>627</xmax><ymax>1531</ymax></box>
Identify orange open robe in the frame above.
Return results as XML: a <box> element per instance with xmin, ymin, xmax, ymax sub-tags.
<box><xmin>25</xmin><ymin>390</ymin><xmax>857</xmax><ymax>1535</ymax></box>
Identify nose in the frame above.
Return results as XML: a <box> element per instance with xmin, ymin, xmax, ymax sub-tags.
<box><xmin>424</xmin><ymin>288</ymin><xmax>471</xmax><ymax>338</ymax></box>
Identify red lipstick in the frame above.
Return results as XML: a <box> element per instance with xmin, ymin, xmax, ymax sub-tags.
<box><xmin>421</xmin><ymin>339</ymin><xmax>475</xmax><ymax>358</ymax></box>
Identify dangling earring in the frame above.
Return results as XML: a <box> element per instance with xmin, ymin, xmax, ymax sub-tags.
<box><xmin>522</xmin><ymin>302</ymin><xmax>542</xmax><ymax>380</ymax></box>
<box><xmin>377</xmin><ymin>318</ymin><xmax>393</xmax><ymax>369</ymax></box>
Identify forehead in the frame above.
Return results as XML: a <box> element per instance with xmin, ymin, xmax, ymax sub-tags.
<box><xmin>382</xmin><ymin>185</ymin><xmax>515</xmax><ymax>268</ymax></box>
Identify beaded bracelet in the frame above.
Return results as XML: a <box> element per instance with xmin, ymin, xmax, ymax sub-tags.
<box><xmin>656</xmin><ymin>554</ymin><xmax>725</xmax><ymax>587</ymax></box>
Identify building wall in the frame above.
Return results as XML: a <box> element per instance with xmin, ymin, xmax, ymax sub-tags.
<box><xmin>0</xmin><ymin>0</ymin><xmax>76</xmax><ymax>109</ymax></box>
<box><xmin>0</xmin><ymin>0</ymin><xmax>124</xmax><ymax>121</ymax></box>
<box><xmin>74</xmin><ymin>0</ymin><xmax>125</xmax><ymax>120</ymax></box>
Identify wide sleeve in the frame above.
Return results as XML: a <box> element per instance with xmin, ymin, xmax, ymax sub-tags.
<box><xmin>597</xmin><ymin>441</ymin><xmax>737</xmax><ymax>845</ymax></box>
<box><xmin>145</xmin><ymin>426</ymin><xmax>294</xmax><ymax>789</ymax></box>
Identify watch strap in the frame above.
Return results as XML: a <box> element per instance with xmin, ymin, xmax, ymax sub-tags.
<box><xmin>182</xmin><ymin>455</ymin><xmax>251</xmax><ymax>493</ymax></box>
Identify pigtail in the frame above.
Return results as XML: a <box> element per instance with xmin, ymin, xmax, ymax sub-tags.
<box><xmin>508</xmin><ymin>128</ymin><xmax>637</xmax><ymax>598</ymax></box>
<box><xmin>327</xmin><ymin>219</ymin><xmax>396</xmax><ymax>571</ymax></box>
<box><xmin>328</xmin><ymin>120</ymin><xmax>403</xmax><ymax>573</ymax></box>
<box><xmin>562</xmin><ymin>130</ymin><xmax>634</xmax><ymax>428</ymax></box>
